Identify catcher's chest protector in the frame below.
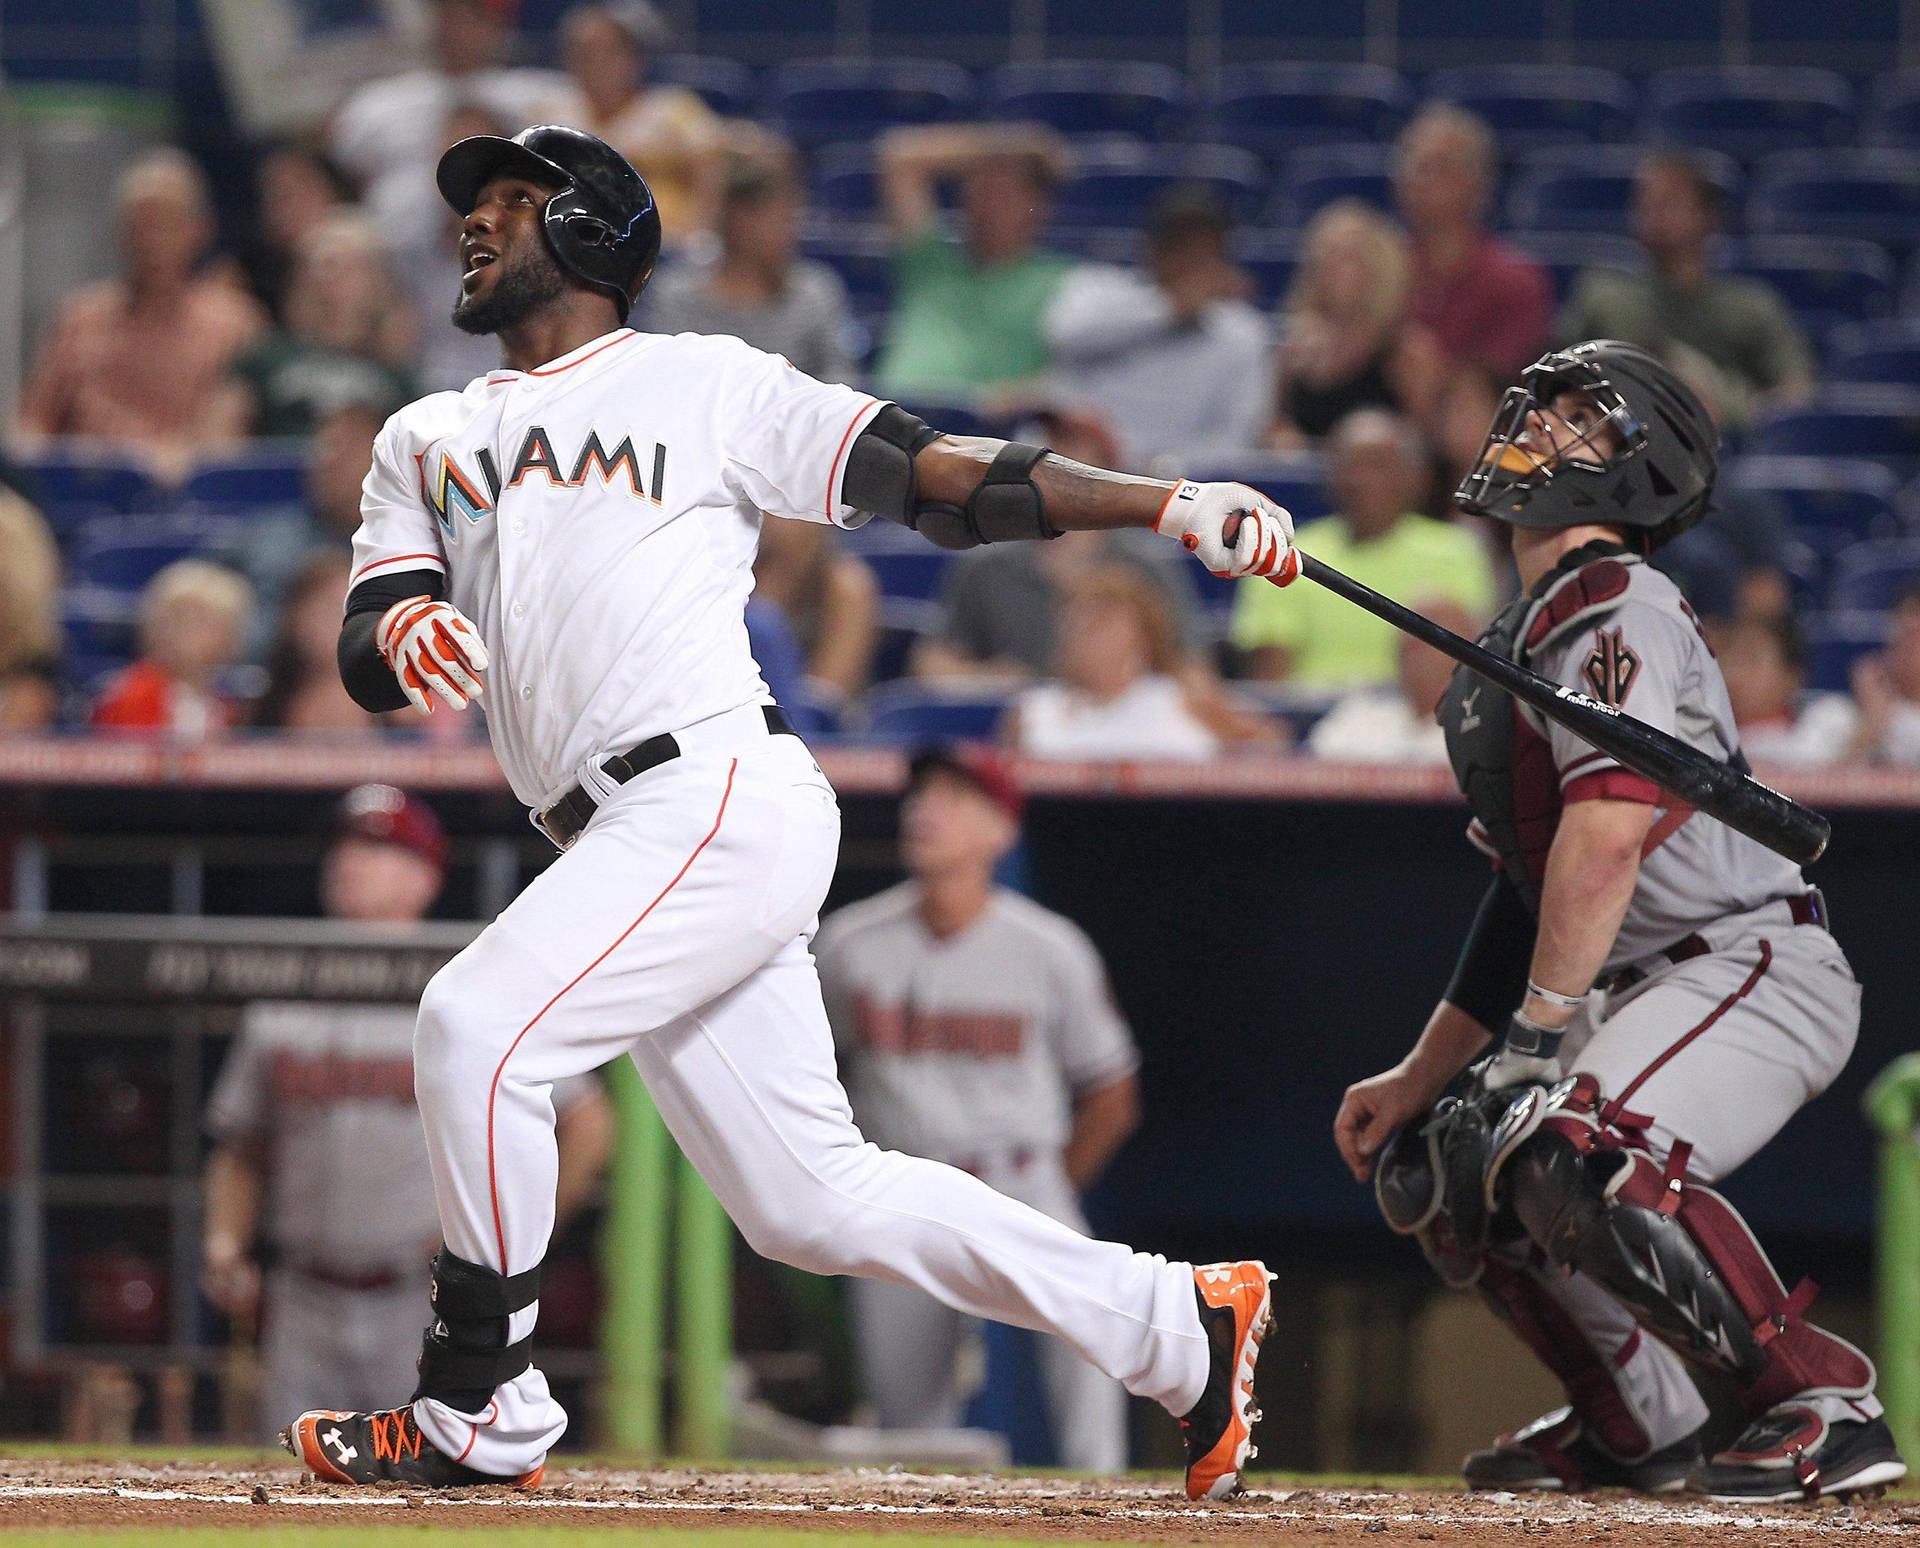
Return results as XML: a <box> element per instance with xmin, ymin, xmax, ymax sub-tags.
<box><xmin>1440</xmin><ymin>553</ymin><xmax>1640</xmax><ymax>909</ymax></box>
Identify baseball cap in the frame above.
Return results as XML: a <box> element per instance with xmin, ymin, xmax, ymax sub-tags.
<box><xmin>906</xmin><ymin>744</ymin><xmax>1025</xmax><ymax>821</ymax></box>
<box><xmin>335</xmin><ymin>784</ymin><xmax>446</xmax><ymax>870</ymax></box>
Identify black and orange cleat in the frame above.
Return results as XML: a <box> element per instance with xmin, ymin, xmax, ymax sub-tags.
<box><xmin>281</xmin><ymin>1407</ymin><xmax>544</xmax><ymax>1489</ymax></box>
<box><xmin>1180</xmin><ymin>1260</ymin><xmax>1274</xmax><ymax>1500</ymax></box>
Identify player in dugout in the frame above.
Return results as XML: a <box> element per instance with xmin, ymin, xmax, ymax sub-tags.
<box><xmin>1334</xmin><ymin>341</ymin><xmax>1905</xmax><ymax>1503</ymax></box>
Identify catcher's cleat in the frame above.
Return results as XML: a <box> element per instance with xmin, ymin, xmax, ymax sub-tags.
<box><xmin>1180</xmin><ymin>1260</ymin><xmax>1274</xmax><ymax>1501</ymax></box>
<box><xmin>1464</xmin><ymin>1405</ymin><xmax>1700</xmax><ymax>1493</ymax></box>
<box><xmin>282</xmin><ymin>1406</ymin><xmax>544</xmax><ymax>1489</ymax></box>
<box><xmin>1691</xmin><ymin>1404</ymin><xmax>1907</xmax><ymax>1503</ymax></box>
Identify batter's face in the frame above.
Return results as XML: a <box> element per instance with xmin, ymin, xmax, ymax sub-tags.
<box><xmin>453</xmin><ymin>174</ymin><xmax>568</xmax><ymax>335</ymax></box>
<box><xmin>321</xmin><ymin>837</ymin><xmax>442</xmax><ymax>924</ymax></box>
<box><xmin>900</xmin><ymin>771</ymin><xmax>1016</xmax><ymax>880</ymax></box>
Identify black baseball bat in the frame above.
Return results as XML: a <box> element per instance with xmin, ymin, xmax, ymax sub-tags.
<box><xmin>1278</xmin><ymin>553</ymin><xmax>1831</xmax><ymax>865</ymax></box>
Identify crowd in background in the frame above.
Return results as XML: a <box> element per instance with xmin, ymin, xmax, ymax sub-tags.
<box><xmin>0</xmin><ymin>0</ymin><xmax>1913</xmax><ymax>768</ymax></box>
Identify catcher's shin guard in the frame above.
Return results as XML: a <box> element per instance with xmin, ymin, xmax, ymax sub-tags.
<box><xmin>413</xmin><ymin>1246</ymin><xmax>545</xmax><ymax>1414</ymax></box>
<box><xmin>1497</xmin><ymin>1077</ymin><xmax>1873</xmax><ymax>1415</ymax></box>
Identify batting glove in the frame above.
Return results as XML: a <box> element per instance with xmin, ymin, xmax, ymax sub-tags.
<box><xmin>1154</xmin><ymin>480</ymin><xmax>1301</xmax><ymax>582</ymax></box>
<box><xmin>377</xmin><ymin>595</ymin><xmax>489</xmax><ymax>714</ymax></box>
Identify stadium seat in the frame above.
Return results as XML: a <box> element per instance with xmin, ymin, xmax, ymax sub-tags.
<box><xmin>891</xmin><ymin>397</ymin><xmax>1016</xmax><ymax>440</ymax></box>
<box><xmin>182</xmin><ymin>448</ymin><xmax>305</xmax><ymax>510</ymax></box>
<box><xmin>1827</xmin><ymin>537</ymin><xmax>1920</xmax><ymax>611</ymax></box>
<box><xmin>1423</xmin><ymin>66</ymin><xmax>1636</xmax><ymax>145</ymax></box>
<box><xmin>1865</xmin><ymin>71</ymin><xmax>1920</xmax><ymax>147</ymax></box>
<box><xmin>1233</xmin><ymin>228</ymin><xmax>1301</xmax><ymax>308</ymax></box>
<box><xmin>1042</xmin><ymin>225</ymin><xmax>1138</xmax><ymax>263</ymax></box>
<box><xmin>1169</xmin><ymin>452</ymin><xmax>1334</xmax><ymax>527</ymax></box>
<box><xmin>67</xmin><ymin>511</ymin><xmax>241</xmax><ymax>594</ymax></box>
<box><xmin>18</xmin><ymin>447</ymin><xmax>156</xmax><ymax>519</ymax></box>
<box><xmin>1826</xmin><ymin>320</ymin><xmax>1920</xmax><ymax>388</ymax></box>
<box><xmin>1645</xmin><ymin>68</ymin><xmax>1855</xmax><ymax>161</ymax></box>
<box><xmin>800</xmin><ymin>222</ymin><xmax>891</xmax><ymax>310</ymax></box>
<box><xmin>1746</xmin><ymin>388</ymin><xmax>1920</xmax><ymax>472</ymax></box>
<box><xmin>1748</xmin><ymin>150</ymin><xmax>1920</xmax><ymax>249</ymax></box>
<box><xmin>810</xmin><ymin>146</ymin><xmax>885</xmax><ymax>218</ymax></box>
<box><xmin>1276</xmin><ymin>143</ymin><xmax>1394</xmax><ymax>226</ymax></box>
<box><xmin>1197</xmin><ymin>63</ymin><xmax>1411</xmax><ymax>161</ymax></box>
<box><xmin>1506</xmin><ymin>230</ymin><xmax>1644</xmax><ymax>303</ymax></box>
<box><xmin>655</xmin><ymin>54</ymin><xmax>757</xmax><ymax>117</ymax></box>
<box><xmin>769</xmin><ymin>59</ymin><xmax>975</xmax><ymax>150</ymax></box>
<box><xmin>863</xmin><ymin>681</ymin><xmax>1012</xmax><ymax>741</ymax></box>
<box><xmin>1804</xmin><ymin>610</ymin><xmax>1889</xmax><ymax>692</ymax></box>
<box><xmin>1725</xmin><ymin>236</ymin><xmax>1898</xmax><ymax>338</ymax></box>
<box><xmin>1507</xmin><ymin>144</ymin><xmax>1741</xmax><ymax>234</ymax></box>
<box><xmin>861</xmin><ymin>548</ymin><xmax>952</xmax><ymax>603</ymax></box>
<box><xmin>1049</xmin><ymin>142</ymin><xmax>1266</xmax><ymax>229</ymax></box>
<box><xmin>1721</xmin><ymin>456</ymin><xmax>1905</xmax><ymax>553</ymax></box>
<box><xmin>985</xmin><ymin>60</ymin><xmax>1185</xmax><ymax>140</ymax></box>
<box><xmin>784</xmin><ymin>686</ymin><xmax>844</xmax><ymax>738</ymax></box>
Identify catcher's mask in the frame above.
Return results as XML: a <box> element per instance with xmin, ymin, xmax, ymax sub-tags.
<box><xmin>1454</xmin><ymin>340</ymin><xmax>1717</xmax><ymax>553</ymax></box>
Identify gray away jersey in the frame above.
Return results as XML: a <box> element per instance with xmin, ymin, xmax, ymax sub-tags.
<box><xmin>813</xmin><ymin>885</ymin><xmax>1139</xmax><ymax>1163</ymax></box>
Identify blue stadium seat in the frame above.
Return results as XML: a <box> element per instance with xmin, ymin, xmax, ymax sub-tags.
<box><xmin>1748</xmin><ymin>150</ymin><xmax>1920</xmax><ymax>249</ymax></box>
<box><xmin>59</xmin><ymin>586</ymin><xmax>139</xmax><ymax>690</ymax></box>
<box><xmin>861</xmin><ymin>548</ymin><xmax>952</xmax><ymax>603</ymax></box>
<box><xmin>1825</xmin><ymin>320</ymin><xmax>1920</xmax><ymax>388</ymax></box>
<box><xmin>1721</xmin><ymin>456</ymin><xmax>1904</xmax><ymax>554</ymax></box>
<box><xmin>1804</xmin><ymin>610</ymin><xmax>1889</xmax><ymax>692</ymax></box>
<box><xmin>19</xmin><ymin>447</ymin><xmax>156</xmax><ymax>519</ymax></box>
<box><xmin>863</xmin><ymin>682</ymin><xmax>1011</xmax><ymax>741</ymax></box>
<box><xmin>1865</xmin><ymin>71</ymin><xmax>1920</xmax><ymax>148</ymax></box>
<box><xmin>1169</xmin><ymin>452</ymin><xmax>1333</xmax><ymax>527</ymax></box>
<box><xmin>892</xmin><ymin>398</ymin><xmax>1016</xmax><ymax>440</ymax></box>
<box><xmin>1645</xmin><ymin>68</ymin><xmax>1855</xmax><ymax>161</ymax></box>
<box><xmin>1424</xmin><ymin>66</ymin><xmax>1636</xmax><ymax>145</ymax></box>
<box><xmin>182</xmin><ymin>449</ymin><xmax>305</xmax><ymax>510</ymax></box>
<box><xmin>1050</xmin><ymin>143</ymin><xmax>1266</xmax><ymax>229</ymax></box>
<box><xmin>1725</xmin><ymin>236</ymin><xmax>1898</xmax><ymax>337</ymax></box>
<box><xmin>986</xmin><ymin>60</ymin><xmax>1185</xmax><ymax>140</ymax></box>
<box><xmin>655</xmin><ymin>54</ymin><xmax>757</xmax><ymax>117</ymax></box>
<box><xmin>1198</xmin><ymin>63</ymin><xmax>1410</xmax><ymax>161</ymax></box>
<box><xmin>1233</xmin><ymin>228</ymin><xmax>1300</xmax><ymax>308</ymax></box>
<box><xmin>784</xmin><ymin>687</ymin><xmax>844</xmax><ymax>738</ymax></box>
<box><xmin>1827</xmin><ymin>537</ymin><xmax>1920</xmax><ymax>611</ymax></box>
<box><xmin>1276</xmin><ymin>143</ymin><xmax>1394</xmax><ymax>226</ymax></box>
<box><xmin>1507</xmin><ymin>145</ymin><xmax>1741</xmax><ymax>234</ymax></box>
<box><xmin>800</xmin><ymin>222</ymin><xmax>891</xmax><ymax>310</ymax></box>
<box><xmin>67</xmin><ymin>511</ymin><xmax>241</xmax><ymax>594</ymax></box>
<box><xmin>1746</xmin><ymin>389</ymin><xmax>1920</xmax><ymax>472</ymax></box>
<box><xmin>1506</xmin><ymin>230</ymin><xmax>1644</xmax><ymax>303</ymax></box>
<box><xmin>770</xmin><ymin>59</ymin><xmax>975</xmax><ymax>150</ymax></box>
<box><xmin>810</xmin><ymin>145</ymin><xmax>884</xmax><ymax>218</ymax></box>
<box><xmin>1042</xmin><ymin>225</ymin><xmax>1138</xmax><ymax>263</ymax></box>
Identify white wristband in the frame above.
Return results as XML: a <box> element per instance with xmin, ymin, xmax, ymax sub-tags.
<box><xmin>1527</xmin><ymin>979</ymin><xmax>1587</xmax><ymax>1010</ymax></box>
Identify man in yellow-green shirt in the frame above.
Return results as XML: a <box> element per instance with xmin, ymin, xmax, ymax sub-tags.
<box><xmin>1233</xmin><ymin>409</ymin><xmax>1497</xmax><ymax>685</ymax></box>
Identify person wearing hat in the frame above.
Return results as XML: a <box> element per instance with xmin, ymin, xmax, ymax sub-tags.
<box><xmin>200</xmin><ymin>785</ymin><xmax>614</xmax><ymax>1438</ymax></box>
<box><xmin>813</xmin><ymin>748</ymin><xmax>1141</xmax><ymax>1472</ymax></box>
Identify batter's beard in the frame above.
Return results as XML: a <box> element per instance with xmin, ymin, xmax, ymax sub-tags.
<box><xmin>452</xmin><ymin>246</ymin><xmax>568</xmax><ymax>335</ymax></box>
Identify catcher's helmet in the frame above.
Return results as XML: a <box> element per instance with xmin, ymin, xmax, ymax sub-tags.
<box><xmin>436</xmin><ymin>124</ymin><xmax>661</xmax><ymax>322</ymax></box>
<box><xmin>1455</xmin><ymin>340</ymin><xmax>1719</xmax><ymax>552</ymax></box>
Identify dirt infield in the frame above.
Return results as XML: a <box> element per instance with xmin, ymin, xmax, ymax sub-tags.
<box><xmin>3</xmin><ymin>1454</ymin><xmax>1918</xmax><ymax>1544</ymax></box>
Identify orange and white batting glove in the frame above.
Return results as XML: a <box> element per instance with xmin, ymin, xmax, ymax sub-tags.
<box><xmin>1154</xmin><ymin>480</ymin><xmax>1301</xmax><ymax>582</ymax></box>
<box><xmin>376</xmin><ymin>596</ymin><xmax>489</xmax><ymax>714</ymax></box>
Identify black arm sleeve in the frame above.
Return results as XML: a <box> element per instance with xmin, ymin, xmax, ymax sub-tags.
<box><xmin>1441</xmin><ymin>870</ymin><xmax>1537</xmax><ymax>1035</ymax></box>
<box><xmin>337</xmin><ymin>568</ymin><xmax>445</xmax><ymax>714</ymax></box>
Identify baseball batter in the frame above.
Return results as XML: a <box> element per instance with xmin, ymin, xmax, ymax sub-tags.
<box><xmin>1335</xmin><ymin>342</ymin><xmax>1905</xmax><ymax>1502</ymax></box>
<box><xmin>816</xmin><ymin>746</ymin><xmax>1141</xmax><ymax>1470</ymax></box>
<box><xmin>282</xmin><ymin>125</ymin><xmax>1294</xmax><ymax>1497</ymax></box>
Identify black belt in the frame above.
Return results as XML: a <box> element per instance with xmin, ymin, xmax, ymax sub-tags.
<box><xmin>1597</xmin><ymin>889</ymin><xmax>1827</xmax><ymax>994</ymax></box>
<box><xmin>534</xmin><ymin>705</ymin><xmax>798</xmax><ymax>851</ymax></box>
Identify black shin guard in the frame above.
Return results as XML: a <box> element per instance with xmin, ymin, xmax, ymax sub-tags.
<box><xmin>413</xmin><ymin>1246</ymin><xmax>545</xmax><ymax>1414</ymax></box>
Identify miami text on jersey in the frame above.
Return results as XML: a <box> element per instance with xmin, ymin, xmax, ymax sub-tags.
<box><xmin>504</xmin><ymin>425</ymin><xmax>667</xmax><ymax>502</ymax></box>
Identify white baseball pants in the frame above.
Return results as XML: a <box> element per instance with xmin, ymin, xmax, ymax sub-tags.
<box><xmin>852</xmin><ymin>1152</ymin><xmax>1131</xmax><ymax>1472</ymax></box>
<box><xmin>406</xmin><ymin>724</ymin><xmax>1208</xmax><ymax>1476</ymax></box>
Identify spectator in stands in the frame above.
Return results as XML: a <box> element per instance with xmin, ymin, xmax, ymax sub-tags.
<box><xmin>643</xmin><ymin>152</ymin><xmax>857</xmax><ymax>382</ymax></box>
<box><xmin>1847</xmin><ymin>581</ymin><xmax>1920</xmax><ymax>766</ymax></box>
<box><xmin>874</xmin><ymin>123</ymin><xmax>1074</xmax><ymax>398</ymax></box>
<box><xmin>556</xmin><ymin>1</ymin><xmax>723</xmax><ymax>248</ymax></box>
<box><xmin>92</xmin><ymin>560</ymin><xmax>253</xmax><ymax>738</ymax></box>
<box><xmin>1269</xmin><ymin>199</ymin><xmax>1413</xmax><ymax>447</ymax></box>
<box><xmin>912</xmin><ymin>528</ymin><xmax>1204</xmax><ymax>685</ymax></box>
<box><xmin>752</xmin><ymin>514</ymin><xmax>879</xmax><ymax>705</ymax></box>
<box><xmin>244</xmin><ymin>140</ymin><xmax>355</xmax><ymax>320</ymax></box>
<box><xmin>253</xmin><ymin>552</ymin><xmax>380</xmax><ymax>736</ymax></box>
<box><xmin>1558</xmin><ymin>151</ymin><xmax>1814</xmax><ymax>435</ymax></box>
<box><xmin>1304</xmin><ymin>602</ymin><xmax>1475</xmax><ymax>765</ymax></box>
<box><xmin>0</xmin><ymin>472</ymin><xmax>61</xmax><ymax>732</ymax></box>
<box><xmin>232</xmin><ymin>212</ymin><xmax>416</xmax><ymax>438</ymax></box>
<box><xmin>17</xmin><ymin>149</ymin><xmax>267</xmax><ymax>483</ymax></box>
<box><xmin>1004</xmin><ymin>563</ymin><xmax>1278</xmax><ymax>760</ymax></box>
<box><xmin>1233</xmin><ymin>409</ymin><xmax>1495</xmax><ymax>687</ymax></box>
<box><xmin>1392</xmin><ymin>106</ymin><xmax>1552</xmax><ymax>394</ymax></box>
<box><xmin>1038</xmin><ymin>186</ymin><xmax>1270</xmax><ymax>469</ymax></box>
<box><xmin>1719</xmin><ymin>612</ymin><xmax>1854</xmax><ymax>766</ymax></box>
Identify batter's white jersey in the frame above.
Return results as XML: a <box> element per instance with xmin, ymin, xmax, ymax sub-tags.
<box><xmin>349</xmin><ymin>328</ymin><xmax>883</xmax><ymax>808</ymax></box>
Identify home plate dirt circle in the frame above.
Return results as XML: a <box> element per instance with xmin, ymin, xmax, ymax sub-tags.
<box><xmin>3</xmin><ymin>1457</ymin><xmax>1918</xmax><ymax>1542</ymax></box>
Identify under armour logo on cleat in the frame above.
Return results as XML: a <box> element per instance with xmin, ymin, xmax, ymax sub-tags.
<box><xmin>1200</xmin><ymin>1266</ymin><xmax>1234</xmax><ymax>1284</ymax></box>
<box><xmin>323</xmin><ymin>1427</ymin><xmax>358</xmax><ymax>1465</ymax></box>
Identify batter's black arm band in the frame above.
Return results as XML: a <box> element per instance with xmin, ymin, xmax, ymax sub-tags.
<box><xmin>842</xmin><ymin>401</ymin><xmax>1059</xmax><ymax>551</ymax></box>
<box><xmin>337</xmin><ymin>568</ymin><xmax>445</xmax><ymax>713</ymax></box>
<box><xmin>1441</xmin><ymin>870</ymin><xmax>1537</xmax><ymax>1036</ymax></box>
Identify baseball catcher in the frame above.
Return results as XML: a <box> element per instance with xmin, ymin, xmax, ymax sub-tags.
<box><xmin>1334</xmin><ymin>341</ymin><xmax>1905</xmax><ymax>1502</ymax></box>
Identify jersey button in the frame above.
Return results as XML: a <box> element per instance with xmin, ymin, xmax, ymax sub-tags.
<box><xmin>511</xmin><ymin>603</ymin><xmax>526</xmax><ymax>619</ymax></box>
<box><xmin>520</xmin><ymin>685</ymin><xmax>533</xmax><ymax>699</ymax></box>
<box><xmin>510</xmin><ymin>519</ymin><xmax>525</xmax><ymax>535</ymax></box>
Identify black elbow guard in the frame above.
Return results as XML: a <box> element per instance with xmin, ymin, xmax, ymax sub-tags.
<box><xmin>843</xmin><ymin>402</ymin><xmax>1059</xmax><ymax>550</ymax></box>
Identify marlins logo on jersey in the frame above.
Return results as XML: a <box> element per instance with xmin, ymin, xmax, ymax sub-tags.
<box><xmin>417</xmin><ymin>443</ymin><xmax>497</xmax><ymax>531</ymax></box>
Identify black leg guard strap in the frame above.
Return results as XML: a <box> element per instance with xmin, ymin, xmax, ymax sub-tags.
<box><xmin>412</xmin><ymin>1247</ymin><xmax>545</xmax><ymax>1412</ymax></box>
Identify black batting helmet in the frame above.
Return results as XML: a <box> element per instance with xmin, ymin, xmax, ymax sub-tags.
<box><xmin>1455</xmin><ymin>340</ymin><xmax>1719</xmax><ymax>552</ymax></box>
<box><xmin>436</xmin><ymin>124</ymin><xmax>661</xmax><ymax>322</ymax></box>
